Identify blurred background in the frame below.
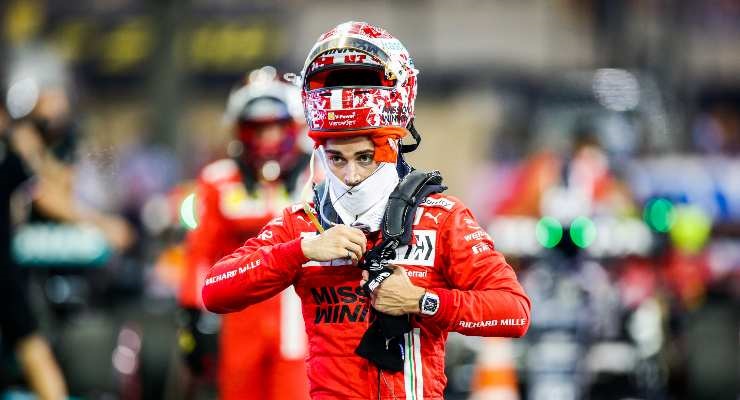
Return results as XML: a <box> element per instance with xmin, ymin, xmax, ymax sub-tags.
<box><xmin>0</xmin><ymin>1</ymin><xmax>738</xmax><ymax>399</ymax></box>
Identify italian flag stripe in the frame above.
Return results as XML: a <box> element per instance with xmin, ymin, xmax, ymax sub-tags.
<box><xmin>403</xmin><ymin>328</ymin><xmax>423</xmax><ymax>400</ymax></box>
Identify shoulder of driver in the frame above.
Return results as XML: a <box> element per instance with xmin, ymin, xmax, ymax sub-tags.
<box><xmin>200</xmin><ymin>158</ymin><xmax>239</xmax><ymax>184</ymax></box>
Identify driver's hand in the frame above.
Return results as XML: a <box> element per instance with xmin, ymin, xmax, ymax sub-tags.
<box><xmin>301</xmin><ymin>225</ymin><xmax>367</xmax><ymax>263</ymax></box>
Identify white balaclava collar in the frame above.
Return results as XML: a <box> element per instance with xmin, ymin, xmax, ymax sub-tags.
<box><xmin>318</xmin><ymin>146</ymin><xmax>399</xmax><ymax>232</ymax></box>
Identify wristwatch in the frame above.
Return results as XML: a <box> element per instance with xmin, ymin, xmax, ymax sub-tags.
<box><xmin>418</xmin><ymin>291</ymin><xmax>440</xmax><ymax>316</ymax></box>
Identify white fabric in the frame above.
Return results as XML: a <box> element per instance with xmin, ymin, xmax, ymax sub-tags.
<box><xmin>319</xmin><ymin>147</ymin><xmax>399</xmax><ymax>232</ymax></box>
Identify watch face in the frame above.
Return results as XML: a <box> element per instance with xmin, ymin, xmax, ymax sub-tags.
<box><xmin>423</xmin><ymin>296</ymin><xmax>439</xmax><ymax>313</ymax></box>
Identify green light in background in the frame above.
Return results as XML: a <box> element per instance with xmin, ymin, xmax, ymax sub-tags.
<box><xmin>536</xmin><ymin>217</ymin><xmax>563</xmax><ymax>248</ymax></box>
<box><xmin>570</xmin><ymin>216</ymin><xmax>597</xmax><ymax>248</ymax></box>
<box><xmin>644</xmin><ymin>198</ymin><xmax>675</xmax><ymax>233</ymax></box>
<box><xmin>180</xmin><ymin>193</ymin><xmax>198</xmax><ymax>230</ymax></box>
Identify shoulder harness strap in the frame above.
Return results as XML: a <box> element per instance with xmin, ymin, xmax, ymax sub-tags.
<box><xmin>359</xmin><ymin>170</ymin><xmax>447</xmax><ymax>272</ymax></box>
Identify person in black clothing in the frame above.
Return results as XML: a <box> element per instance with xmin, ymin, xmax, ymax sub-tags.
<box><xmin>0</xmin><ymin>112</ymin><xmax>67</xmax><ymax>399</ymax></box>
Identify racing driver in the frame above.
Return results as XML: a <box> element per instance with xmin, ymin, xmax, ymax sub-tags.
<box><xmin>202</xmin><ymin>22</ymin><xmax>530</xmax><ymax>400</ymax></box>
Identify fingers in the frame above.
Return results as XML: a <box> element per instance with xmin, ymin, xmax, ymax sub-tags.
<box><xmin>359</xmin><ymin>270</ymin><xmax>369</xmax><ymax>288</ymax></box>
<box><xmin>344</xmin><ymin>227</ymin><xmax>367</xmax><ymax>253</ymax></box>
<box><xmin>344</xmin><ymin>240</ymin><xmax>363</xmax><ymax>261</ymax></box>
<box><xmin>331</xmin><ymin>225</ymin><xmax>366</xmax><ymax>252</ymax></box>
<box><xmin>302</xmin><ymin>224</ymin><xmax>368</xmax><ymax>262</ymax></box>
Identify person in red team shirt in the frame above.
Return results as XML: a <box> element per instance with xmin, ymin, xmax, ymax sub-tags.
<box><xmin>179</xmin><ymin>66</ymin><xmax>311</xmax><ymax>400</ymax></box>
<box><xmin>202</xmin><ymin>22</ymin><xmax>531</xmax><ymax>400</ymax></box>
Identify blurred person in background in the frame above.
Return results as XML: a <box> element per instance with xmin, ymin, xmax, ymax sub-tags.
<box><xmin>493</xmin><ymin>116</ymin><xmax>635</xmax><ymax>220</ymax></box>
<box><xmin>0</xmin><ymin>89</ymin><xmax>67</xmax><ymax>400</ymax></box>
<box><xmin>202</xmin><ymin>21</ymin><xmax>530</xmax><ymax>400</ymax></box>
<box><xmin>4</xmin><ymin>46</ymin><xmax>134</xmax><ymax>251</ymax></box>
<box><xmin>178</xmin><ymin>66</ymin><xmax>311</xmax><ymax>400</ymax></box>
<box><xmin>1</xmin><ymin>49</ymin><xmax>134</xmax><ymax>398</ymax></box>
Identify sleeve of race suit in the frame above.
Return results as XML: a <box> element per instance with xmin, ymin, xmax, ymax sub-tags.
<box><xmin>425</xmin><ymin>203</ymin><xmax>531</xmax><ymax>337</ymax></box>
<box><xmin>201</xmin><ymin>208</ymin><xmax>308</xmax><ymax>314</ymax></box>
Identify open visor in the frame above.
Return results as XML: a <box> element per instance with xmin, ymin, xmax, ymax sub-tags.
<box><xmin>306</xmin><ymin>65</ymin><xmax>396</xmax><ymax>91</ymax></box>
<box><xmin>303</xmin><ymin>36</ymin><xmax>405</xmax><ymax>89</ymax></box>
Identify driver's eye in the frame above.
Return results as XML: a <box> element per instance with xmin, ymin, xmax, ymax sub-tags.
<box><xmin>329</xmin><ymin>156</ymin><xmax>346</xmax><ymax>166</ymax></box>
<box><xmin>357</xmin><ymin>154</ymin><xmax>373</xmax><ymax>165</ymax></box>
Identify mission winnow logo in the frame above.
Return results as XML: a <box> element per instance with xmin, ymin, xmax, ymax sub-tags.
<box><xmin>311</xmin><ymin>285</ymin><xmax>373</xmax><ymax>324</ymax></box>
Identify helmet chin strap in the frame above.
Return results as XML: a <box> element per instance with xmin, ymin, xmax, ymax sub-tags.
<box><xmin>395</xmin><ymin>118</ymin><xmax>421</xmax><ymax>179</ymax></box>
<box><xmin>400</xmin><ymin>118</ymin><xmax>421</xmax><ymax>153</ymax></box>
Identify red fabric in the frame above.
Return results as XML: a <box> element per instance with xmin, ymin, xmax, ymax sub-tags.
<box><xmin>179</xmin><ymin>158</ymin><xmax>309</xmax><ymax>400</ymax></box>
<box><xmin>308</xmin><ymin>126</ymin><xmax>407</xmax><ymax>163</ymax></box>
<box><xmin>219</xmin><ymin>298</ymin><xmax>309</xmax><ymax>400</ymax></box>
<box><xmin>202</xmin><ymin>193</ymin><xmax>531</xmax><ymax>400</ymax></box>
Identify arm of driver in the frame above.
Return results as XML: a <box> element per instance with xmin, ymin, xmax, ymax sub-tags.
<box><xmin>202</xmin><ymin>209</ymin><xmax>307</xmax><ymax>313</ymax></box>
<box><xmin>428</xmin><ymin>206</ymin><xmax>531</xmax><ymax>337</ymax></box>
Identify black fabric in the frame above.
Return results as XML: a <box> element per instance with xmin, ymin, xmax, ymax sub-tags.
<box><xmin>354</xmin><ymin>170</ymin><xmax>446</xmax><ymax>371</ymax></box>
<box><xmin>383</xmin><ymin>170</ymin><xmax>445</xmax><ymax>244</ymax></box>
<box><xmin>355</xmin><ymin>318</ymin><xmax>407</xmax><ymax>372</ymax></box>
<box><xmin>0</xmin><ymin>136</ymin><xmax>37</xmax><ymax>349</ymax></box>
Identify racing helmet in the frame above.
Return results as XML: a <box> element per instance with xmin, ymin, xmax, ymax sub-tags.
<box><xmin>299</xmin><ymin>21</ymin><xmax>420</xmax><ymax>162</ymax></box>
<box><xmin>224</xmin><ymin>66</ymin><xmax>306</xmax><ymax>171</ymax></box>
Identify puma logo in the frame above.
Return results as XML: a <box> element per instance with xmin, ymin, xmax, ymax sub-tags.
<box><xmin>424</xmin><ymin>212</ymin><xmax>442</xmax><ymax>224</ymax></box>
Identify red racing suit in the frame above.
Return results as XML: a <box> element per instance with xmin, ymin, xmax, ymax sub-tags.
<box><xmin>180</xmin><ymin>158</ymin><xmax>309</xmax><ymax>400</ymax></box>
<box><xmin>202</xmin><ymin>193</ymin><xmax>531</xmax><ymax>400</ymax></box>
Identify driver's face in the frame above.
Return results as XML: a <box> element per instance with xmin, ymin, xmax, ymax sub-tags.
<box><xmin>240</xmin><ymin>121</ymin><xmax>290</xmax><ymax>158</ymax></box>
<box><xmin>253</xmin><ymin>122</ymin><xmax>286</xmax><ymax>150</ymax></box>
<box><xmin>323</xmin><ymin>136</ymin><xmax>379</xmax><ymax>186</ymax></box>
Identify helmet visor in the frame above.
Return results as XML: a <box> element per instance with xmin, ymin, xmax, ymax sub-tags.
<box><xmin>305</xmin><ymin>65</ymin><xmax>396</xmax><ymax>91</ymax></box>
<box><xmin>303</xmin><ymin>37</ymin><xmax>403</xmax><ymax>88</ymax></box>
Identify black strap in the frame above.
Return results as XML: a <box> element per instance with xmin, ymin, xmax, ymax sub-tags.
<box><xmin>400</xmin><ymin>119</ymin><xmax>421</xmax><ymax>154</ymax></box>
<box><xmin>355</xmin><ymin>170</ymin><xmax>446</xmax><ymax>372</ymax></box>
<box><xmin>382</xmin><ymin>170</ymin><xmax>445</xmax><ymax>245</ymax></box>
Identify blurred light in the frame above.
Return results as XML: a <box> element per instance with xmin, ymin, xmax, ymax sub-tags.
<box><xmin>13</xmin><ymin>223</ymin><xmax>109</xmax><ymax>266</ymax></box>
<box><xmin>180</xmin><ymin>192</ymin><xmax>198</xmax><ymax>230</ymax></box>
<box><xmin>262</xmin><ymin>160</ymin><xmax>281</xmax><ymax>181</ymax></box>
<box><xmin>196</xmin><ymin>312</ymin><xmax>221</xmax><ymax>335</ymax></box>
<box><xmin>627</xmin><ymin>298</ymin><xmax>663</xmax><ymax>358</ymax></box>
<box><xmin>6</xmin><ymin>77</ymin><xmax>39</xmax><ymax>119</ymax></box>
<box><xmin>586</xmin><ymin>342</ymin><xmax>637</xmax><ymax>373</ymax></box>
<box><xmin>226</xmin><ymin>140</ymin><xmax>244</xmax><ymax>157</ymax></box>
<box><xmin>570</xmin><ymin>216</ymin><xmax>597</xmax><ymax>248</ymax></box>
<box><xmin>178</xmin><ymin>330</ymin><xmax>196</xmax><ymax>354</ymax></box>
<box><xmin>249</xmin><ymin>65</ymin><xmax>277</xmax><ymax>84</ymax></box>
<box><xmin>112</xmin><ymin>346</ymin><xmax>137</xmax><ymax>375</ymax></box>
<box><xmin>643</xmin><ymin>198</ymin><xmax>674</xmax><ymax>233</ymax></box>
<box><xmin>4</xmin><ymin>0</ymin><xmax>44</xmax><ymax>45</ymax></box>
<box><xmin>670</xmin><ymin>206</ymin><xmax>711</xmax><ymax>253</ymax></box>
<box><xmin>118</xmin><ymin>327</ymin><xmax>142</xmax><ymax>353</ymax></box>
<box><xmin>536</xmin><ymin>217</ymin><xmax>563</xmax><ymax>249</ymax></box>
<box><xmin>141</xmin><ymin>194</ymin><xmax>171</xmax><ymax>235</ymax></box>
<box><xmin>45</xmin><ymin>275</ymin><xmax>71</xmax><ymax>304</ymax></box>
<box><xmin>592</xmin><ymin>68</ymin><xmax>640</xmax><ymax>112</ymax></box>
<box><xmin>99</xmin><ymin>18</ymin><xmax>153</xmax><ymax>73</ymax></box>
<box><xmin>488</xmin><ymin>217</ymin><xmax>540</xmax><ymax>256</ymax></box>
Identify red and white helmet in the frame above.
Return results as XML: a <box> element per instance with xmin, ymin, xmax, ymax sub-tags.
<box><xmin>299</xmin><ymin>21</ymin><xmax>419</xmax><ymax>161</ymax></box>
